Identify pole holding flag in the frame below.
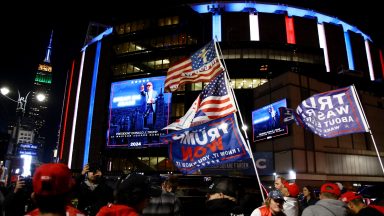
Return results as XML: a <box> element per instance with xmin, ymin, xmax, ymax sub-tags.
<box><xmin>350</xmin><ymin>85</ymin><xmax>384</xmax><ymax>175</ymax></box>
<box><xmin>215</xmin><ymin>40</ymin><xmax>266</xmax><ymax>201</ymax></box>
<box><xmin>162</xmin><ymin>40</ymin><xmax>267</xmax><ymax>201</ymax></box>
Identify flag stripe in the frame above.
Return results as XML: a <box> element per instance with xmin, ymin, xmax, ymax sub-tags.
<box><xmin>167</xmin><ymin>59</ymin><xmax>192</xmax><ymax>75</ymax></box>
<box><xmin>200</xmin><ymin>99</ymin><xmax>235</xmax><ymax>114</ymax></box>
<box><xmin>165</xmin><ymin>61</ymin><xmax>192</xmax><ymax>81</ymax></box>
<box><xmin>163</xmin><ymin>72</ymin><xmax>237</xmax><ymax>130</ymax></box>
<box><xmin>165</xmin><ymin>60</ymin><xmax>222</xmax><ymax>90</ymax></box>
<box><xmin>164</xmin><ymin>40</ymin><xmax>224</xmax><ymax>92</ymax></box>
<box><xmin>202</xmin><ymin>104</ymin><xmax>236</xmax><ymax>114</ymax></box>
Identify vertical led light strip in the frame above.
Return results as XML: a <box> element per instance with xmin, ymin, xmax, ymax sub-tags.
<box><xmin>212</xmin><ymin>13</ymin><xmax>222</xmax><ymax>41</ymax></box>
<box><xmin>380</xmin><ymin>50</ymin><xmax>384</xmax><ymax>78</ymax></box>
<box><xmin>285</xmin><ymin>15</ymin><xmax>296</xmax><ymax>44</ymax></box>
<box><xmin>317</xmin><ymin>23</ymin><xmax>330</xmax><ymax>72</ymax></box>
<box><xmin>83</xmin><ymin>41</ymin><xmax>102</xmax><ymax>167</ymax></box>
<box><xmin>59</xmin><ymin>60</ymin><xmax>75</xmax><ymax>159</ymax></box>
<box><xmin>364</xmin><ymin>40</ymin><xmax>375</xmax><ymax>81</ymax></box>
<box><xmin>344</xmin><ymin>31</ymin><xmax>355</xmax><ymax>70</ymax></box>
<box><xmin>249</xmin><ymin>13</ymin><xmax>260</xmax><ymax>41</ymax></box>
<box><xmin>68</xmin><ymin>50</ymin><xmax>86</xmax><ymax>168</ymax></box>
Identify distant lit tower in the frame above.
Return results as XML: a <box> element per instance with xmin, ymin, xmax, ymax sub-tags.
<box><xmin>27</xmin><ymin>31</ymin><xmax>53</xmax><ymax>146</ymax></box>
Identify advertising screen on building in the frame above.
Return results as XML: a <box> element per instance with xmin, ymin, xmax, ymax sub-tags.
<box><xmin>252</xmin><ymin>98</ymin><xmax>288</xmax><ymax>141</ymax></box>
<box><xmin>107</xmin><ymin>76</ymin><xmax>172</xmax><ymax>148</ymax></box>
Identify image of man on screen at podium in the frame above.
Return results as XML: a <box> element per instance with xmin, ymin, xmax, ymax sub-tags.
<box><xmin>268</xmin><ymin>105</ymin><xmax>278</xmax><ymax>129</ymax></box>
<box><xmin>140</xmin><ymin>81</ymin><xmax>158</xmax><ymax>128</ymax></box>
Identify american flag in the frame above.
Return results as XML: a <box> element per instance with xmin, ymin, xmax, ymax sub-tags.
<box><xmin>164</xmin><ymin>40</ymin><xmax>224</xmax><ymax>92</ymax></box>
<box><xmin>163</xmin><ymin>72</ymin><xmax>237</xmax><ymax>130</ymax></box>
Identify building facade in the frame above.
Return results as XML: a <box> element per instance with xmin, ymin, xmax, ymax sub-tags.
<box><xmin>58</xmin><ymin>2</ymin><xmax>384</xmax><ymax>187</ymax></box>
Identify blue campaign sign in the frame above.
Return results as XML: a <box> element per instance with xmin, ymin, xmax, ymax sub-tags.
<box><xmin>162</xmin><ymin>114</ymin><xmax>249</xmax><ymax>175</ymax></box>
<box><xmin>296</xmin><ymin>86</ymin><xmax>369</xmax><ymax>138</ymax></box>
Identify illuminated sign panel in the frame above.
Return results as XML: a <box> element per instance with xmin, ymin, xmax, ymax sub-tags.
<box><xmin>38</xmin><ymin>64</ymin><xmax>52</xmax><ymax>72</ymax></box>
<box><xmin>107</xmin><ymin>76</ymin><xmax>172</xmax><ymax>148</ymax></box>
<box><xmin>201</xmin><ymin>152</ymin><xmax>273</xmax><ymax>176</ymax></box>
<box><xmin>252</xmin><ymin>98</ymin><xmax>288</xmax><ymax>141</ymax></box>
<box><xmin>17</xmin><ymin>143</ymin><xmax>39</xmax><ymax>156</ymax></box>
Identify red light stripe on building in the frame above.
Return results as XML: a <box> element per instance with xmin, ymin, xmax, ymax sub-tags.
<box><xmin>285</xmin><ymin>15</ymin><xmax>296</xmax><ymax>44</ymax></box>
<box><xmin>380</xmin><ymin>49</ymin><xmax>384</xmax><ymax>79</ymax></box>
<box><xmin>60</xmin><ymin>60</ymin><xmax>75</xmax><ymax>160</ymax></box>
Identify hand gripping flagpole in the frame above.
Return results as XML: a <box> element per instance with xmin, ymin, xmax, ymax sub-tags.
<box><xmin>351</xmin><ymin>85</ymin><xmax>384</xmax><ymax>175</ymax></box>
<box><xmin>214</xmin><ymin>40</ymin><xmax>266</xmax><ymax>201</ymax></box>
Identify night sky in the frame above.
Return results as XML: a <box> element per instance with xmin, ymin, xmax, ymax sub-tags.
<box><xmin>0</xmin><ymin>1</ymin><xmax>382</xmax><ymax>161</ymax></box>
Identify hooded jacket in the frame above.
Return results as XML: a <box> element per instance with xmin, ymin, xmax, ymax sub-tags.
<box><xmin>301</xmin><ymin>199</ymin><xmax>348</xmax><ymax>216</ymax></box>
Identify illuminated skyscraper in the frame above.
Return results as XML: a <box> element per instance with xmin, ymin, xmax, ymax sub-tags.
<box><xmin>27</xmin><ymin>31</ymin><xmax>53</xmax><ymax>146</ymax></box>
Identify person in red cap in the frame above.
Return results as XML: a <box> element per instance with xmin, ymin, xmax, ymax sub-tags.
<box><xmin>280</xmin><ymin>182</ymin><xmax>300</xmax><ymax>216</ymax></box>
<box><xmin>302</xmin><ymin>182</ymin><xmax>348</xmax><ymax>216</ymax></box>
<box><xmin>340</xmin><ymin>191</ymin><xmax>383</xmax><ymax>216</ymax></box>
<box><xmin>25</xmin><ymin>163</ymin><xmax>85</xmax><ymax>216</ymax></box>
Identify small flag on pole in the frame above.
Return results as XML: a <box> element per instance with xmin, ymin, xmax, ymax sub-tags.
<box><xmin>164</xmin><ymin>40</ymin><xmax>224</xmax><ymax>92</ymax></box>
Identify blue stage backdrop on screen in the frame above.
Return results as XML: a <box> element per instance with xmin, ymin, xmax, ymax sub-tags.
<box><xmin>107</xmin><ymin>76</ymin><xmax>172</xmax><ymax>148</ymax></box>
<box><xmin>252</xmin><ymin>98</ymin><xmax>288</xmax><ymax>141</ymax></box>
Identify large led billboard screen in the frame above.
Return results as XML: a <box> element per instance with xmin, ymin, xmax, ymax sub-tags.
<box><xmin>252</xmin><ymin>98</ymin><xmax>288</xmax><ymax>141</ymax></box>
<box><xmin>107</xmin><ymin>76</ymin><xmax>172</xmax><ymax>148</ymax></box>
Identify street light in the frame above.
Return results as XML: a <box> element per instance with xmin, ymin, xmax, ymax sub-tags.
<box><xmin>0</xmin><ymin>86</ymin><xmax>45</xmax><ymax>185</ymax></box>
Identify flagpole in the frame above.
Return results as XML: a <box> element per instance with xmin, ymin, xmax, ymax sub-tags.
<box><xmin>351</xmin><ymin>85</ymin><xmax>384</xmax><ymax>175</ymax></box>
<box><xmin>214</xmin><ymin>40</ymin><xmax>266</xmax><ymax>201</ymax></box>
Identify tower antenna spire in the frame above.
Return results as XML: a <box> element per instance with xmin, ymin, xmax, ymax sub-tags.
<box><xmin>44</xmin><ymin>30</ymin><xmax>53</xmax><ymax>63</ymax></box>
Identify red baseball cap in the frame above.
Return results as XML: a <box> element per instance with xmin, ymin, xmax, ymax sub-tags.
<box><xmin>33</xmin><ymin>163</ymin><xmax>74</xmax><ymax>196</ymax></box>
<box><xmin>340</xmin><ymin>191</ymin><xmax>362</xmax><ymax>203</ymax></box>
<box><xmin>321</xmin><ymin>183</ymin><xmax>341</xmax><ymax>196</ymax></box>
<box><xmin>283</xmin><ymin>182</ymin><xmax>300</xmax><ymax>197</ymax></box>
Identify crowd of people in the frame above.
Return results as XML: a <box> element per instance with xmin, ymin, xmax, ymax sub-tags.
<box><xmin>0</xmin><ymin>162</ymin><xmax>382</xmax><ymax>216</ymax></box>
